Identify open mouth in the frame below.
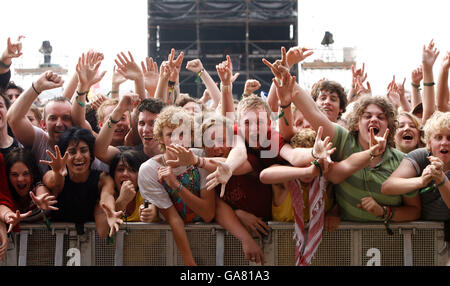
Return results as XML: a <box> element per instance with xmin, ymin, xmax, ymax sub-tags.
<box><xmin>402</xmin><ymin>134</ymin><xmax>414</xmax><ymax>141</ymax></box>
<box><xmin>440</xmin><ymin>150</ymin><xmax>449</xmax><ymax>155</ymax></box>
<box><xmin>369</xmin><ymin>127</ymin><xmax>379</xmax><ymax>135</ymax></box>
<box><xmin>73</xmin><ymin>162</ymin><xmax>86</xmax><ymax>167</ymax></box>
<box><xmin>17</xmin><ymin>183</ymin><xmax>28</xmax><ymax>190</ymax></box>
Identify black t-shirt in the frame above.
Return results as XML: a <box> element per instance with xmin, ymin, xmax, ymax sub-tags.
<box><xmin>0</xmin><ymin>136</ymin><xmax>22</xmax><ymax>157</ymax></box>
<box><xmin>405</xmin><ymin>148</ymin><xmax>450</xmax><ymax>221</ymax></box>
<box><xmin>51</xmin><ymin>170</ymin><xmax>102</xmax><ymax>223</ymax></box>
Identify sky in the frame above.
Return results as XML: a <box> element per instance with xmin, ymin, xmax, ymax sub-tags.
<box><xmin>1</xmin><ymin>0</ymin><xmax>449</xmax><ymax>98</ymax></box>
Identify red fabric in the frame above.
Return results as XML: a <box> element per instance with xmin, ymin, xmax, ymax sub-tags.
<box><xmin>0</xmin><ymin>153</ymin><xmax>20</xmax><ymax>232</ymax></box>
<box><xmin>0</xmin><ymin>153</ymin><xmax>15</xmax><ymax>211</ymax></box>
<box><xmin>221</xmin><ymin>154</ymin><xmax>272</xmax><ymax>220</ymax></box>
<box><xmin>290</xmin><ymin>177</ymin><xmax>326</xmax><ymax>266</ymax></box>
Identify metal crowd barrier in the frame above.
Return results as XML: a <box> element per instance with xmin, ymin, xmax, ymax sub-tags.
<box><xmin>1</xmin><ymin>221</ymin><xmax>448</xmax><ymax>266</ymax></box>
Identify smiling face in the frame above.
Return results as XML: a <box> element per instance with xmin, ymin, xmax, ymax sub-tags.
<box><xmin>239</xmin><ymin>106</ymin><xmax>270</xmax><ymax>148</ymax></box>
<box><xmin>66</xmin><ymin>140</ymin><xmax>91</xmax><ymax>176</ymax></box>
<box><xmin>203</xmin><ymin>124</ymin><xmax>232</xmax><ymax>158</ymax></box>
<box><xmin>315</xmin><ymin>90</ymin><xmax>342</xmax><ymax>123</ymax></box>
<box><xmin>428</xmin><ymin>129</ymin><xmax>450</xmax><ymax>165</ymax></box>
<box><xmin>357</xmin><ymin>104</ymin><xmax>389</xmax><ymax>149</ymax></box>
<box><xmin>101</xmin><ymin>105</ymin><xmax>130</xmax><ymax>146</ymax></box>
<box><xmin>43</xmin><ymin>101</ymin><xmax>73</xmax><ymax>144</ymax></box>
<box><xmin>114</xmin><ymin>160</ymin><xmax>138</xmax><ymax>189</ymax></box>
<box><xmin>395</xmin><ymin>114</ymin><xmax>420</xmax><ymax>153</ymax></box>
<box><xmin>8</xmin><ymin>161</ymin><xmax>32</xmax><ymax>198</ymax></box>
<box><xmin>138</xmin><ymin>110</ymin><xmax>159</xmax><ymax>154</ymax></box>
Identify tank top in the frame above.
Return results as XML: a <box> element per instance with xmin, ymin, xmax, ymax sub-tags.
<box><xmin>51</xmin><ymin>170</ymin><xmax>101</xmax><ymax>224</ymax></box>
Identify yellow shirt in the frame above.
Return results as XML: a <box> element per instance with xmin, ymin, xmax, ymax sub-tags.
<box><xmin>126</xmin><ymin>192</ymin><xmax>145</xmax><ymax>222</ymax></box>
<box><xmin>272</xmin><ymin>181</ymin><xmax>334</xmax><ymax>223</ymax></box>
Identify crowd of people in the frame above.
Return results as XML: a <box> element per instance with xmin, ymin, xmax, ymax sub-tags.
<box><xmin>0</xmin><ymin>35</ymin><xmax>449</xmax><ymax>266</ymax></box>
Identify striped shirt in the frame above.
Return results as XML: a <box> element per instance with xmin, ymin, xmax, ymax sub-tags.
<box><xmin>331</xmin><ymin>125</ymin><xmax>417</xmax><ymax>222</ymax></box>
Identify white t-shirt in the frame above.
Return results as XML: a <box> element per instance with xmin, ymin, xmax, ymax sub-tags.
<box><xmin>138</xmin><ymin>148</ymin><xmax>209</xmax><ymax>210</ymax></box>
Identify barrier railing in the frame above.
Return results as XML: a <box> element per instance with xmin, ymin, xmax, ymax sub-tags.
<box><xmin>1</xmin><ymin>221</ymin><xmax>448</xmax><ymax>266</ymax></box>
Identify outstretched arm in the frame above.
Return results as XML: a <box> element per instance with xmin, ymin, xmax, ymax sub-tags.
<box><xmin>0</xmin><ymin>36</ymin><xmax>24</xmax><ymax>74</ymax></box>
<box><xmin>410</xmin><ymin>66</ymin><xmax>423</xmax><ymax>111</ymax></box>
<box><xmin>436</xmin><ymin>51</ymin><xmax>450</xmax><ymax>112</ymax></box>
<box><xmin>216</xmin><ymin>55</ymin><xmax>235</xmax><ymax>120</ymax></box>
<box><xmin>7</xmin><ymin>71</ymin><xmax>64</xmax><ymax>148</ymax></box>
<box><xmin>421</xmin><ymin>40</ymin><xmax>440</xmax><ymax>124</ymax></box>
<box><xmin>95</xmin><ymin>93</ymin><xmax>140</xmax><ymax>164</ymax></box>
<box><xmin>186</xmin><ymin>59</ymin><xmax>221</xmax><ymax>109</ymax></box>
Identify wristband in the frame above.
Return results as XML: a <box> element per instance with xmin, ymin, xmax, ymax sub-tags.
<box><xmin>423</xmin><ymin>82</ymin><xmax>435</xmax><ymax>86</ymax></box>
<box><xmin>280</xmin><ymin>102</ymin><xmax>291</xmax><ymax>109</ymax></box>
<box><xmin>168</xmin><ymin>80</ymin><xmax>176</xmax><ymax>87</ymax></box>
<box><xmin>109</xmin><ymin>115</ymin><xmax>120</xmax><ymax>124</ymax></box>
<box><xmin>0</xmin><ymin>60</ymin><xmax>11</xmax><ymax>69</ymax></box>
<box><xmin>195</xmin><ymin>69</ymin><xmax>204</xmax><ymax>83</ymax></box>
<box><xmin>311</xmin><ymin>149</ymin><xmax>319</xmax><ymax>160</ymax></box>
<box><xmin>311</xmin><ymin>160</ymin><xmax>322</xmax><ymax>177</ymax></box>
<box><xmin>436</xmin><ymin>176</ymin><xmax>447</xmax><ymax>188</ymax></box>
<box><xmin>411</xmin><ymin>83</ymin><xmax>420</xmax><ymax>89</ymax></box>
<box><xmin>32</xmin><ymin>82</ymin><xmax>41</xmax><ymax>95</ymax></box>
<box><xmin>76</xmin><ymin>95</ymin><xmax>85</xmax><ymax>108</ymax></box>
<box><xmin>174</xmin><ymin>182</ymin><xmax>183</xmax><ymax>195</ymax></box>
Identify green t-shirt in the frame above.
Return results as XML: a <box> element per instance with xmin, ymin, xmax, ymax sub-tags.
<box><xmin>331</xmin><ymin>124</ymin><xmax>418</xmax><ymax>222</ymax></box>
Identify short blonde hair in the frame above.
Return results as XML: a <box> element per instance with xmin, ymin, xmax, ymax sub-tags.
<box><xmin>237</xmin><ymin>95</ymin><xmax>272</xmax><ymax>122</ymax></box>
<box><xmin>423</xmin><ymin>111</ymin><xmax>450</xmax><ymax>150</ymax></box>
<box><xmin>290</xmin><ymin>128</ymin><xmax>316</xmax><ymax>148</ymax></box>
<box><xmin>96</xmin><ymin>98</ymin><xmax>119</xmax><ymax>123</ymax></box>
<box><xmin>153</xmin><ymin>105</ymin><xmax>194</xmax><ymax>152</ymax></box>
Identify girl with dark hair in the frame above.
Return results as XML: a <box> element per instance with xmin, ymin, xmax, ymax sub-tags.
<box><xmin>0</xmin><ymin>148</ymin><xmax>56</xmax><ymax>233</ymax></box>
<box><xmin>42</xmin><ymin>127</ymin><xmax>122</xmax><ymax>238</ymax></box>
<box><xmin>109</xmin><ymin>149</ymin><xmax>157</xmax><ymax>222</ymax></box>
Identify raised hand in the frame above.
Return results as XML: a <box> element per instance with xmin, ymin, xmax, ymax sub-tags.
<box><xmin>112</xmin><ymin>65</ymin><xmax>127</xmax><ymax>87</ymax></box>
<box><xmin>286</xmin><ymin>46</ymin><xmax>314</xmax><ymax>68</ymax></box>
<box><xmin>312</xmin><ymin>126</ymin><xmax>336</xmax><ymax>161</ymax></box>
<box><xmin>3</xmin><ymin>36</ymin><xmax>25</xmax><ymax>59</ymax></box>
<box><xmin>4</xmin><ymin>210</ymin><xmax>32</xmax><ymax>233</ymax></box>
<box><xmin>422</xmin><ymin>39</ymin><xmax>440</xmax><ymax>69</ymax></box>
<box><xmin>117</xmin><ymin>92</ymin><xmax>141</xmax><ymax>114</ymax></box>
<box><xmin>168</xmin><ymin>48</ymin><xmax>184</xmax><ymax>83</ymax></box>
<box><xmin>216</xmin><ymin>55</ymin><xmax>233</xmax><ymax>85</ymax></box>
<box><xmin>244</xmin><ymin>79</ymin><xmax>261</xmax><ymax>96</ymax></box>
<box><xmin>115</xmin><ymin>51</ymin><xmax>143</xmax><ymax>82</ymax></box>
<box><xmin>141</xmin><ymin>56</ymin><xmax>159</xmax><ymax>95</ymax></box>
<box><xmin>262</xmin><ymin>46</ymin><xmax>289</xmax><ymax>80</ymax></box>
<box><xmin>205</xmin><ymin>160</ymin><xmax>232</xmax><ymax>197</ymax></box>
<box><xmin>159</xmin><ymin>61</ymin><xmax>172</xmax><ymax>81</ymax></box>
<box><xmin>386</xmin><ymin>76</ymin><xmax>402</xmax><ymax>109</ymax></box>
<box><xmin>411</xmin><ymin>66</ymin><xmax>423</xmax><ymax>86</ymax></box>
<box><xmin>369</xmin><ymin>127</ymin><xmax>389</xmax><ymax>157</ymax></box>
<box><xmin>101</xmin><ymin>203</ymin><xmax>124</xmax><ymax>238</ymax></box>
<box><xmin>186</xmin><ymin>59</ymin><xmax>204</xmax><ymax>73</ymax></box>
<box><xmin>352</xmin><ymin>63</ymin><xmax>367</xmax><ymax>86</ymax></box>
<box><xmin>165</xmin><ymin>144</ymin><xmax>197</xmax><ymax>167</ymax></box>
<box><xmin>442</xmin><ymin>51</ymin><xmax>450</xmax><ymax>71</ymax></box>
<box><xmin>40</xmin><ymin>145</ymin><xmax>68</xmax><ymax>177</ymax></box>
<box><xmin>30</xmin><ymin>192</ymin><xmax>59</xmax><ymax>211</ymax></box>
<box><xmin>76</xmin><ymin>52</ymin><xmax>107</xmax><ymax>89</ymax></box>
<box><xmin>33</xmin><ymin>71</ymin><xmax>65</xmax><ymax>94</ymax></box>
<box><xmin>90</xmin><ymin>93</ymin><xmax>108</xmax><ymax>110</ymax></box>
<box><xmin>273</xmin><ymin>72</ymin><xmax>296</xmax><ymax>106</ymax></box>
<box><xmin>354</xmin><ymin>75</ymin><xmax>371</xmax><ymax>97</ymax></box>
